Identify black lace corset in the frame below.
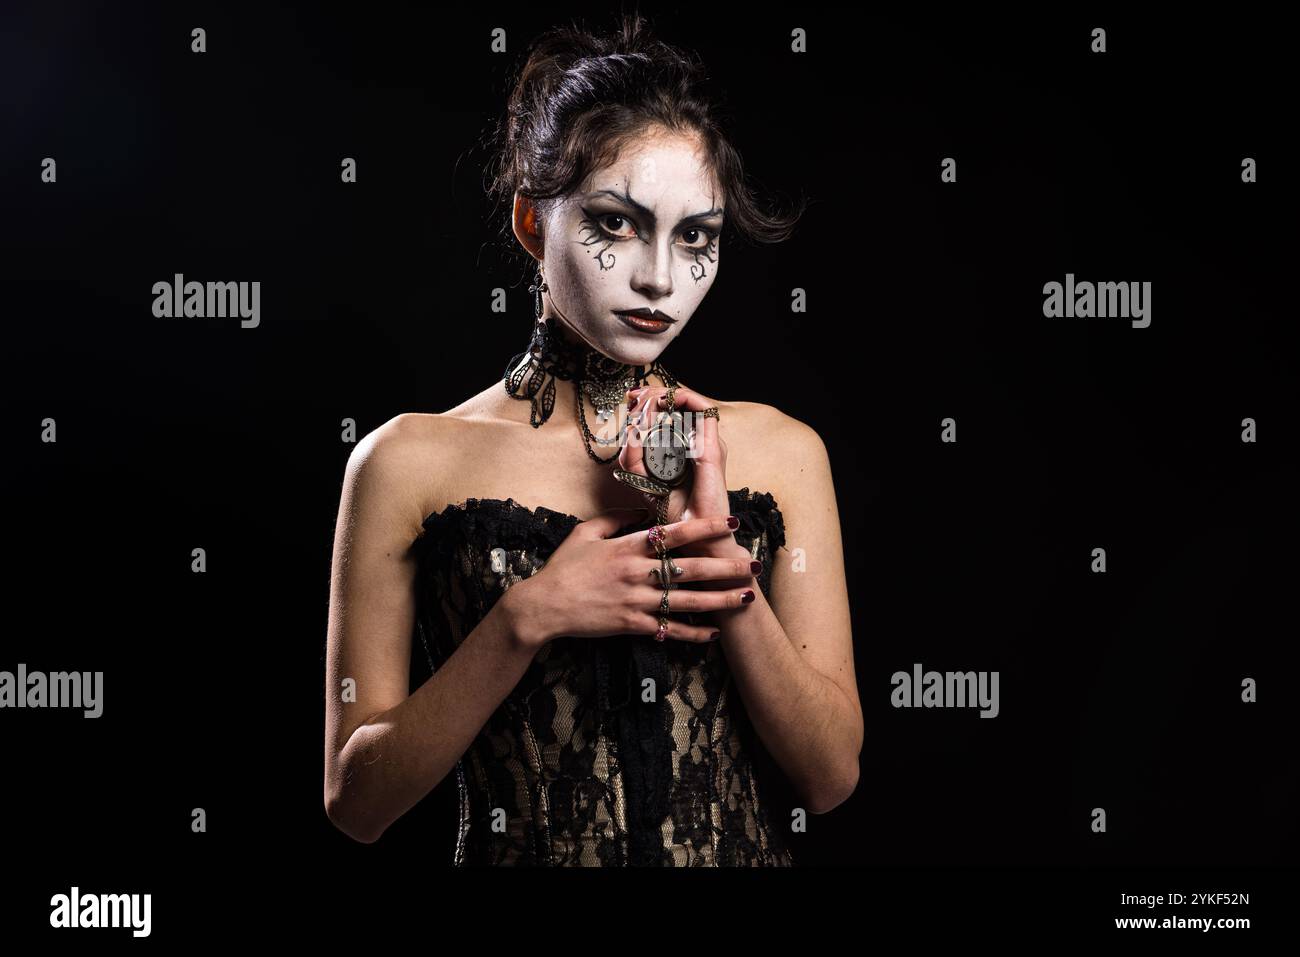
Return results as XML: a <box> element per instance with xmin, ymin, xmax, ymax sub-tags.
<box><xmin>408</xmin><ymin>488</ymin><xmax>796</xmax><ymax>866</ymax></box>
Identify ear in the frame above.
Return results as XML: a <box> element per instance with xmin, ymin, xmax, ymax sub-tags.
<box><xmin>512</xmin><ymin>192</ymin><xmax>545</xmax><ymax>260</ymax></box>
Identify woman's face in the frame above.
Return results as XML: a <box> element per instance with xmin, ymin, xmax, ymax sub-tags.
<box><xmin>534</xmin><ymin>131</ymin><xmax>724</xmax><ymax>367</ymax></box>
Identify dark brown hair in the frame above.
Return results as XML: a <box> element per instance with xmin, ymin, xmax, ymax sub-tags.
<box><xmin>483</xmin><ymin>10</ymin><xmax>806</xmax><ymax>271</ymax></box>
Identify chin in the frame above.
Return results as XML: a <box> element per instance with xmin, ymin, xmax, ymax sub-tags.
<box><xmin>607</xmin><ymin>324</ymin><xmax>685</xmax><ymax>364</ymax></box>
<box><xmin>604</xmin><ymin>341</ymin><xmax>668</xmax><ymax>368</ymax></box>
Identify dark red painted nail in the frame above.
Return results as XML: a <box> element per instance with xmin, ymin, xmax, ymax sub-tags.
<box><xmin>741</xmin><ymin>589</ymin><xmax>755</xmax><ymax>603</ymax></box>
<box><xmin>750</xmin><ymin>560</ymin><xmax>762</xmax><ymax>574</ymax></box>
<box><xmin>726</xmin><ymin>515</ymin><xmax>739</xmax><ymax>530</ymax></box>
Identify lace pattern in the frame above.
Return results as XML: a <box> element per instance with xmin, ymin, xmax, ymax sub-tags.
<box><xmin>409</xmin><ymin>488</ymin><xmax>794</xmax><ymax>866</ymax></box>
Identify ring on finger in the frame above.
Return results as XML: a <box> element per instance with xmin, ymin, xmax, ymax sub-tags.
<box><xmin>647</xmin><ymin>524</ymin><xmax>669</xmax><ymax>558</ymax></box>
<box><xmin>654</xmin><ymin>588</ymin><xmax>672</xmax><ymax>642</ymax></box>
<box><xmin>655</xmin><ymin>588</ymin><xmax>672</xmax><ymax>641</ymax></box>
<box><xmin>651</xmin><ymin>557</ymin><xmax>683</xmax><ymax>587</ymax></box>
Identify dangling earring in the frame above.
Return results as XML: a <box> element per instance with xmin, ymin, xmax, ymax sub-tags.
<box><xmin>503</xmin><ymin>264</ymin><xmax>567</xmax><ymax>428</ymax></box>
<box><xmin>528</xmin><ymin>265</ymin><xmax>548</xmax><ymax>319</ymax></box>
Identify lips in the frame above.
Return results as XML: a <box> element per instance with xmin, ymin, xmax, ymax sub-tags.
<box><xmin>613</xmin><ymin>309</ymin><xmax>674</xmax><ymax>334</ymax></box>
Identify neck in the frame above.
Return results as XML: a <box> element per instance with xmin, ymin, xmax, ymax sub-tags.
<box><xmin>498</xmin><ymin>309</ymin><xmax>665</xmax><ymax>431</ymax></box>
<box><xmin>539</xmin><ymin>308</ymin><xmax>598</xmax><ymax>377</ymax></box>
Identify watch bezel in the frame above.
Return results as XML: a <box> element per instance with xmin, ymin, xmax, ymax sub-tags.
<box><xmin>644</xmin><ymin>416</ymin><xmax>690</xmax><ymax>486</ymax></box>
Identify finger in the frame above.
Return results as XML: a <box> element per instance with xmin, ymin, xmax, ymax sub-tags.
<box><xmin>638</xmin><ymin>584</ymin><xmax>755</xmax><ymax>613</ymax></box>
<box><xmin>627</xmin><ymin>385</ymin><xmax>655</xmax><ymax>415</ymax></box>
<box><xmin>656</xmin><ymin>514</ymin><xmax>739</xmax><ymax>551</ymax></box>
<box><xmin>643</xmin><ymin>386</ymin><xmax>719</xmax><ymax>465</ymax></box>
<box><xmin>579</xmin><ymin>506</ymin><xmax>652</xmax><ymax>539</ymax></box>
<box><xmin>641</xmin><ymin>555</ymin><xmax>758</xmax><ymax>584</ymax></box>
<box><xmin>617</xmin><ymin>403</ymin><xmax>647</xmax><ymax>472</ymax></box>
<box><xmin>685</xmin><ymin>403</ymin><xmax>721</xmax><ymax>466</ymax></box>
<box><xmin>629</xmin><ymin>394</ymin><xmax>659</xmax><ymax>439</ymax></box>
<box><xmin>653</xmin><ymin>385</ymin><xmax>716</xmax><ymax>413</ymax></box>
<box><xmin>616</xmin><ymin>513</ymin><xmax>737</xmax><ymax>553</ymax></box>
<box><xmin>627</xmin><ymin>613</ymin><xmax>720</xmax><ymax>644</ymax></box>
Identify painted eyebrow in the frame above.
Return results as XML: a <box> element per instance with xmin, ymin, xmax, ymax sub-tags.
<box><xmin>586</xmin><ymin>188</ymin><xmax>723</xmax><ymax>228</ymax></box>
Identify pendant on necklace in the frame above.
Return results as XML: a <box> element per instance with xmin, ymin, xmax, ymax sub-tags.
<box><xmin>585</xmin><ymin>377</ymin><xmax>636</xmax><ymax>422</ymax></box>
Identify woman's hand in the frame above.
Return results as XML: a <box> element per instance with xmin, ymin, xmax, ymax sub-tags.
<box><xmin>619</xmin><ymin>384</ymin><xmax>741</xmax><ymax>560</ymax></box>
<box><xmin>505</xmin><ymin>508</ymin><xmax>758</xmax><ymax>650</ymax></box>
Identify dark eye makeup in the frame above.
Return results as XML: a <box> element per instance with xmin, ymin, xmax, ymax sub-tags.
<box><xmin>583</xmin><ymin>208</ymin><xmax>718</xmax><ymax>251</ymax></box>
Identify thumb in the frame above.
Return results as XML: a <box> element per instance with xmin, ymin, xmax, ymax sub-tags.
<box><xmin>580</xmin><ymin>505</ymin><xmax>652</xmax><ymax>539</ymax></box>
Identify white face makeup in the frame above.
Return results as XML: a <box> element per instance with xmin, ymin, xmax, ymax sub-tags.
<box><xmin>537</xmin><ymin>130</ymin><xmax>723</xmax><ymax>367</ymax></box>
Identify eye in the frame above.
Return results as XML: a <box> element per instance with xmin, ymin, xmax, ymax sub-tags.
<box><xmin>594</xmin><ymin>213</ymin><xmax>637</xmax><ymax>239</ymax></box>
<box><xmin>679</xmin><ymin>227</ymin><xmax>717</xmax><ymax>251</ymax></box>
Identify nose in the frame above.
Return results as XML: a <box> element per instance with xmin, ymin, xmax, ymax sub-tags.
<box><xmin>630</xmin><ymin>238</ymin><xmax>673</xmax><ymax>299</ymax></box>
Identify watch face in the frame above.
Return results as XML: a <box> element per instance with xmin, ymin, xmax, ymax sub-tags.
<box><xmin>645</xmin><ymin>418</ymin><xmax>688</xmax><ymax>484</ymax></box>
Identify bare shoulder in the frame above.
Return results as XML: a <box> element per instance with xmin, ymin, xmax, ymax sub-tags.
<box><xmin>342</xmin><ymin>412</ymin><xmax>470</xmax><ymax>538</ymax></box>
<box><xmin>346</xmin><ymin>412</ymin><xmax>455</xmax><ymax>478</ymax></box>
<box><xmin>716</xmin><ymin>399</ymin><xmax>830</xmax><ymax>499</ymax></box>
<box><xmin>724</xmin><ymin>400</ymin><xmax>823</xmax><ymax>445</ymax></box>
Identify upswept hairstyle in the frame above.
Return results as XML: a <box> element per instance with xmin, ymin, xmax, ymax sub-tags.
<box><xmin>484</xmin><ymin>11</ymin><xmax>806</xmax><ymax>270</ymax></box>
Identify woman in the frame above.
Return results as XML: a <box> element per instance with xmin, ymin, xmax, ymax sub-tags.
<box><xmin>323</xmin><ymin>13</ymin><xmax>861</xmax><ymax>866</ymax></box>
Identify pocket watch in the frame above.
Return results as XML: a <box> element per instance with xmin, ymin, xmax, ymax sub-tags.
<box><xmin>611</xmin><ymin>387</ymin><xmax>692</xmax><ymax>526</ymax></box>
<box><xmin>643</xmin><ymin>408</ymin><xmax>691</xmax><ymax>488</ymax></box>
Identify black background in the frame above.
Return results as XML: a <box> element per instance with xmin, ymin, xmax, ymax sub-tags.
<box><xmin>2</xmin><ymin>0</ymin><xmax>1294</xmax><ymax>939</ymax></box>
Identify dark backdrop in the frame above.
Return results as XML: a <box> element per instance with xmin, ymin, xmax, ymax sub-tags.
<box><xmin>2</xmin><ymin>0</ymin><xmax>1293</xmax><ymax>938</ymax></box>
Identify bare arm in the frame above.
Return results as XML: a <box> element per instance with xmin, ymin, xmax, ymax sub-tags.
<box><xmin>322</xmin><ymin>414</ymin><xmax>541</xmax><ymax>844</ymax></box>
<box><xmin>708</xmin><ymin>412</ymin><xmax>862</xmax><ymax>814</ymax></box>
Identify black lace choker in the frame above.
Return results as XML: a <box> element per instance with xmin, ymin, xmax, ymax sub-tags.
<box><xmin>503</xmin><ymin>316</ymin><xmax>674</xmax><ymax>455</ymax></box>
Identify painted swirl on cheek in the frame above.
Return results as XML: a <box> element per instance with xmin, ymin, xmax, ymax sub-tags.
<box><xmin>690</xmin><ymin>236</ymin><xmax>718</xmax><ymax>283</ymax></box>
<box><xmin>577</xmin><ymin>217</ymin><xmax>617</xmax><ymax>271</ymax></box>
